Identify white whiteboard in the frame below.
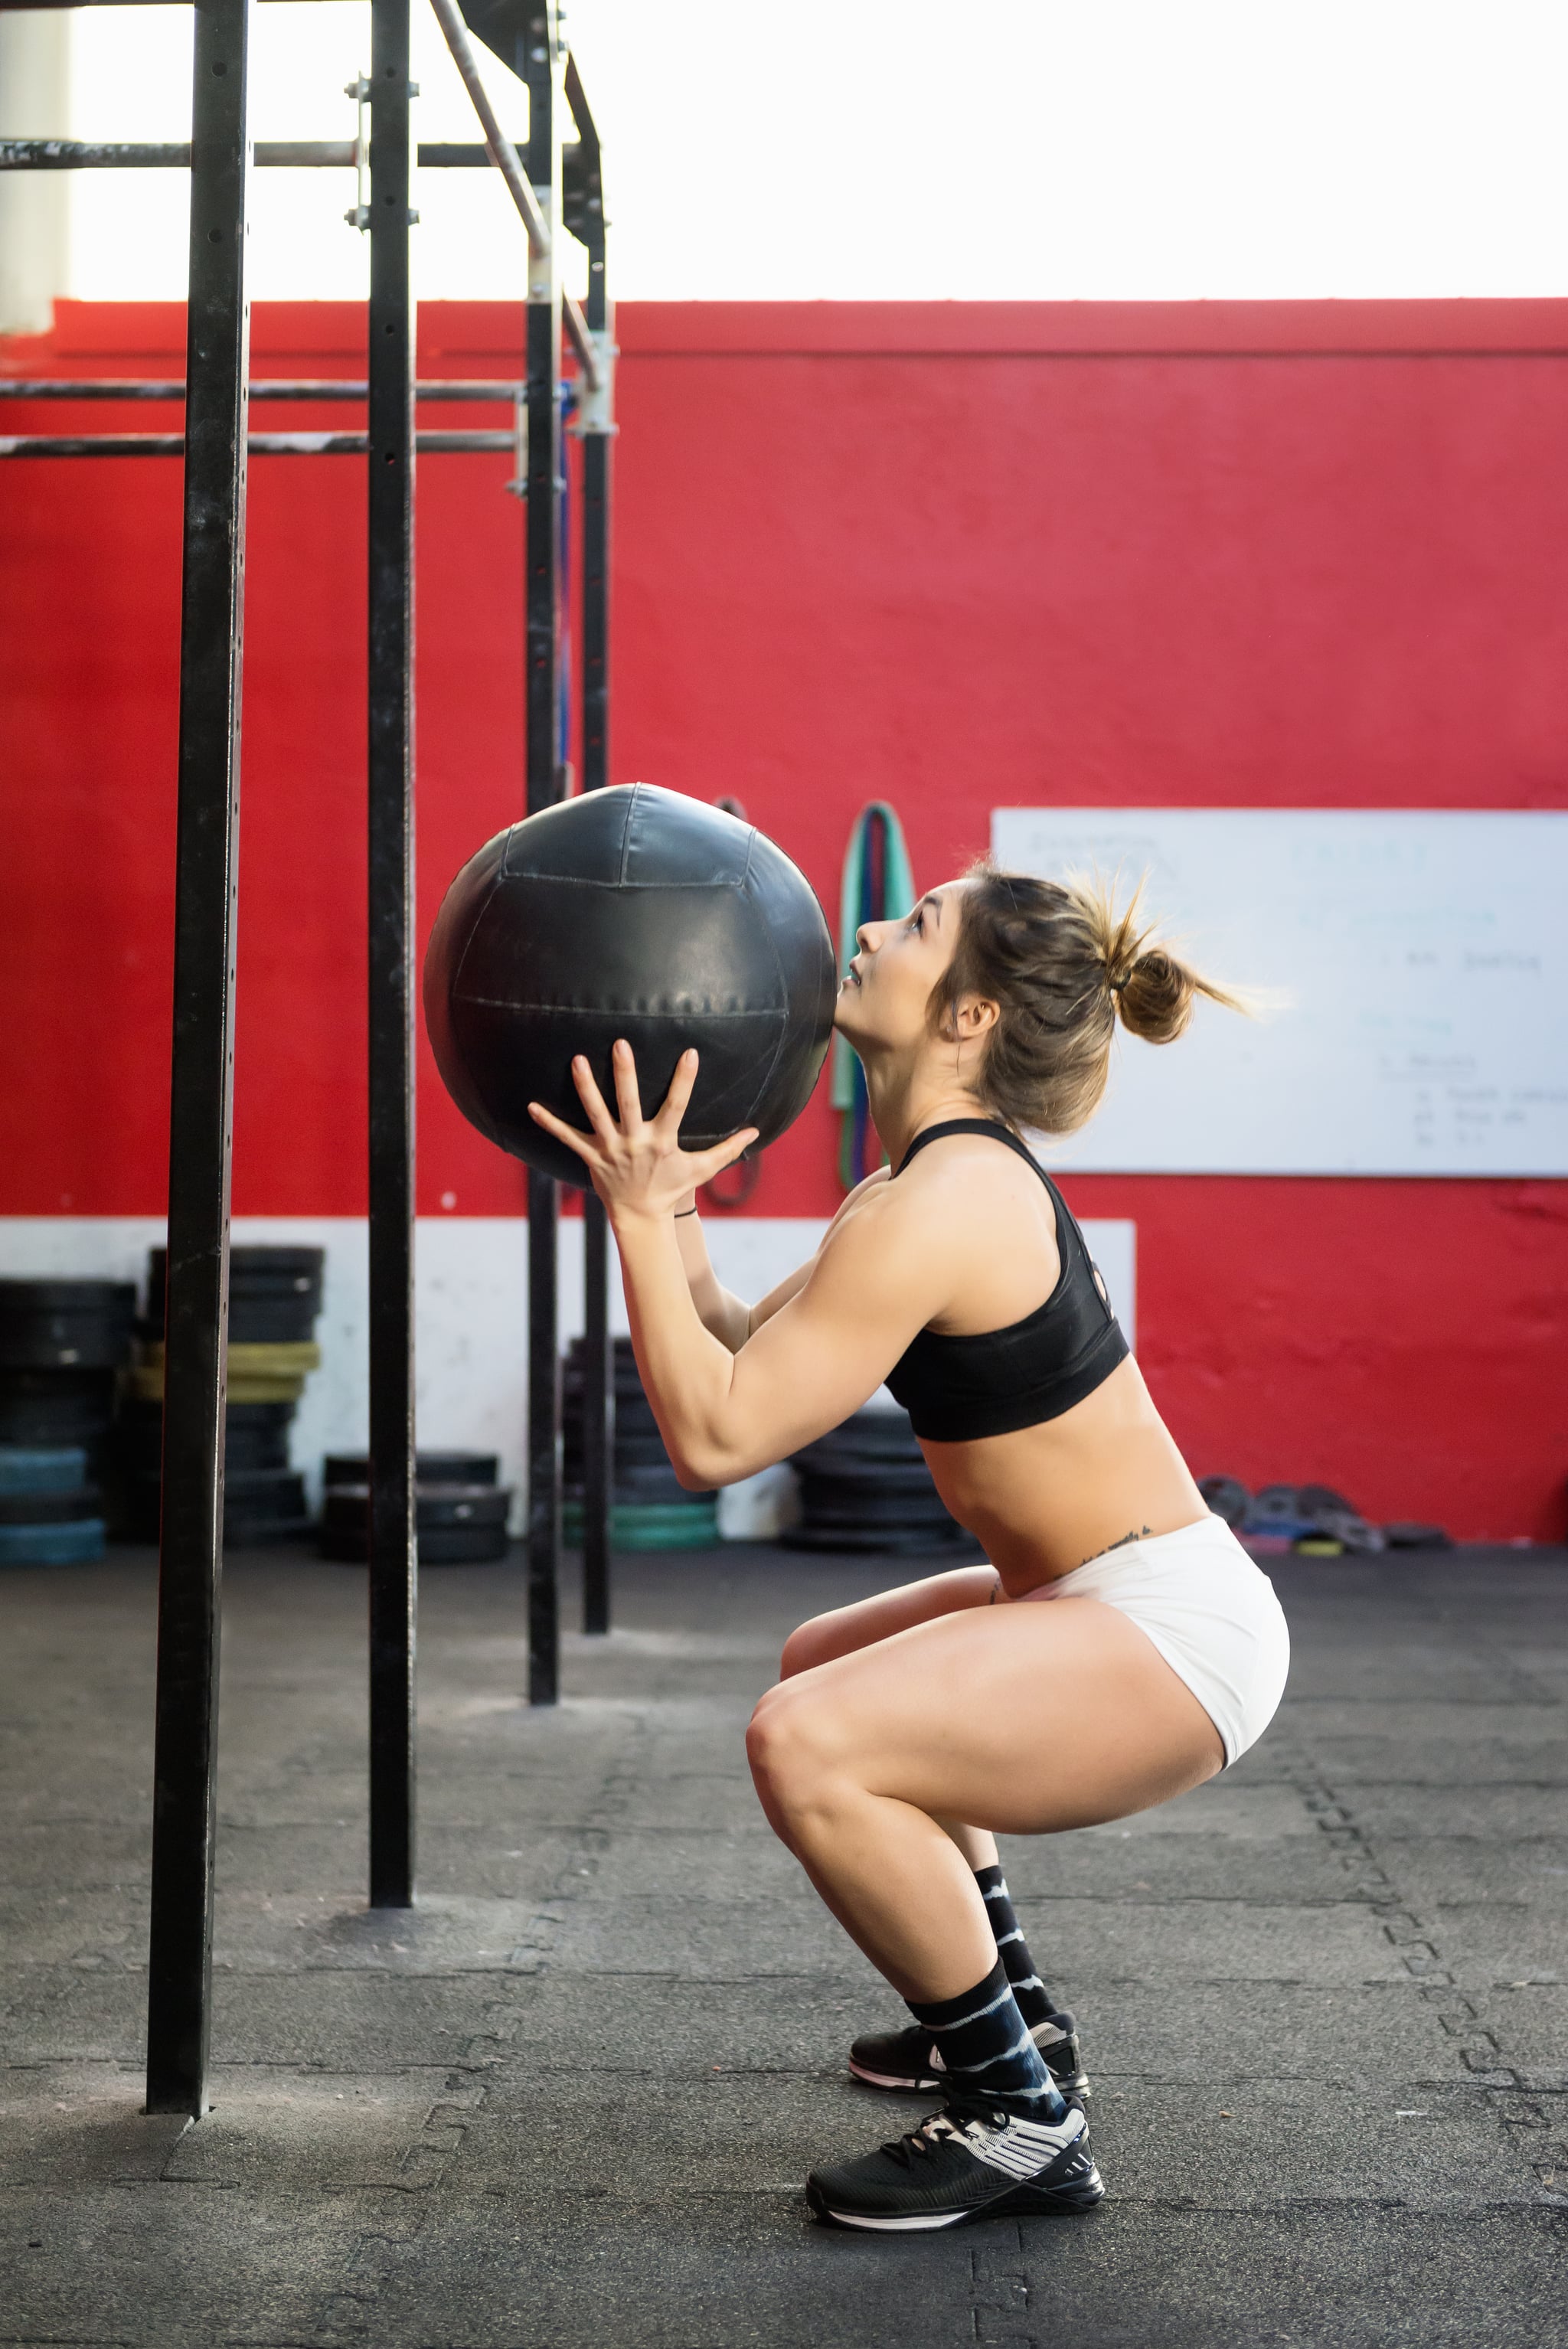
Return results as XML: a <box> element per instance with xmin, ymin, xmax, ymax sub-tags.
<box><xmin>989</xmin><ymin>809</ymin><xmax>1568</xmax><ymax>1175</ymax></box>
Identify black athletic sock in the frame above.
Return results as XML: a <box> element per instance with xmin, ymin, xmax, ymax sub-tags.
<box><xmin>975</xmin><ymin>1862</ymin><xmax>1056</xmax><ymax>2030</ymax></box>
<box><xmin>906</xmin><ymin>1959</ymin><xmax>1068</xmax><ymax>2123</ymax></box>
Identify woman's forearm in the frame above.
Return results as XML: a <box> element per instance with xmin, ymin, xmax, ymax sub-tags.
<box><xmin>614</xmin><ymin>1209</ymin><xmax>743</xmax><ymax>1485</ymax></box>
<box><xmin>674</xmin><ymin>1200</ymin><xmax>752</xmax><ymax>1353</ymax></box>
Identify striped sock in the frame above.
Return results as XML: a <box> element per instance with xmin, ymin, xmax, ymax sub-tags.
<box><xmin>975</xmin><ymin>1862</ymin><xmax>1055</xmax><ymax>2031</ymax></box>
<box><xmin>906</xmin><ymin>1959</ymin><xmax>1069</xmax><ymax>2123</ymax></box>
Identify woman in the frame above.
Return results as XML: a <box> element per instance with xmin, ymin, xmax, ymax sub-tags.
<box><xmin>528</xmin><ymin>862</ymin><xmax>1290</xmax><ymax>2234</ymax></box>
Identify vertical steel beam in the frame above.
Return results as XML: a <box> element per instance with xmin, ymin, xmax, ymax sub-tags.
<box><xmin>574</xmin><ymin>93</ymin><xmax>613</xmax><ymax>1636</ymax></box>
<box><xmin>366</xmin><ymin>0</ymin><xmax>417</xmax><ymax>1906</ymax></box>
<box><xmin>145</xmin><ymin>0</ymin><xmax>253</xmax><ymax>2119</ymax></box>
<box><xmin>524</xmin><ymin>2</ymin><xmax>564</xmax><ymax>1704</ymax></box>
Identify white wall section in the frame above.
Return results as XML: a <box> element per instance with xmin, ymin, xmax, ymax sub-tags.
<box><xmin>1</xmin><ymin>1213</ymin><xmax>1136</xmax><ymax>1518</ymax></box>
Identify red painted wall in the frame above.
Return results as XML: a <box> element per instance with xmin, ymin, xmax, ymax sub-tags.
<box><xmin>3</xmin><ymin>298</ymin><xmax>1566</xmax><ymax>1537</ymax></box>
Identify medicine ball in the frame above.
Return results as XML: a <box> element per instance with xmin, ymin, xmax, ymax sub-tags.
<box><xmin>423</xmin><ymin>785</ymin><xmax>837</xmax><ymax>1185</ymax></box>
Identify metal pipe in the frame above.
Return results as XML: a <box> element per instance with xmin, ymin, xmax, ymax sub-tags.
<box><xmin>0</xmin><ymin>430</ymin><xmax>513</xmax><ymax>456</ymax></box>
<box><xmin>426</xmin><ymin>0</ymin><xmax>546</xmax><ymax>251</ymax></box>
<box><xmin>144</xmin><ymin>0</ymin><xmax>253</xmax><ymax>2125</ymax></box>
<box><xmin>365</xmin><ymin>0</ymin><xmax>418</xmax><ymax>1916</ymax></box>
<box><xmin>423</xmin><ymin>0</ymin><xmax>599</xmax><ymax>390</ymax></box>
<box><xmin>523</xmin><ymin>0</ymin><xmax>563</xmax><ymax>1707</ymax></box>
<box><xmin>0</xmin><ymin>137</ymin><xmax>511</xmax><ymax>168</ymax></box>
<box><xmin>572</xmin><ymin>48</ymin><xmax>613</xmax><ymax>1638</ymax></box>
<box><xmin>0</xmin><ymin>380</ymin><xmax>524</xmax><ymax>400</ymax></box>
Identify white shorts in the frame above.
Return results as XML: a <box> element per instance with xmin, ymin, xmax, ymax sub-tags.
<box><xmin>1014</xmin><ymin>1514</ymin><xmax>1290</xmax><ymax>1766</ymax></box>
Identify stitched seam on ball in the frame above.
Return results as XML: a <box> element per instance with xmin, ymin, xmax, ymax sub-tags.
<box><xmin>490</xmin><ymin>875</ymin><xmax>750</xmax><ymax>890</ymax></box>
<box><xmin>616</xmin><ymin>785</ymin><xmax>637</xmax><ymax>887</ymax></box>
<box><xmin>455</xmin><ymin>998</ymin><xmax>785</xmax><ymax>1017</ymax></box>
<box><xmin>738</xmin><ymin>855</ymin><xmax>792</xmax><ymax>1127</ymax></box>
<box><xmin>443</xmin><ymin>865</ymin><xmax>510</xmax><ymax>1151</ymax></box>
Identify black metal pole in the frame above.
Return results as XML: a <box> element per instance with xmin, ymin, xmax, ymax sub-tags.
<box><xmin>570</xmin><ymin>64</ymin><xmax>614</xmax><ymax>1635</ymax></box>
<box><xmin>524</xmin><ymin>1</ymin><xmax>564</xmax><ymax>1705</ymax></box>
<box><xmin>145</xmin><ymin>0</ymin><xmax>252</xmax><ymax>2120</ymax></box>
<box><xmin>366</xmin><ymin>0</ymin><xmax>417</xmax><ymax>1909</ymax></box>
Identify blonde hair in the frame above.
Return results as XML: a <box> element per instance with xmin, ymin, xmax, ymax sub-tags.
<box><xmin>929</xmin><ymin>861</ymin><xmax>1246</xmax><ymax>1135</ymax></box>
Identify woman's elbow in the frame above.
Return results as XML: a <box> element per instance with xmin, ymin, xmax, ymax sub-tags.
<box><xmin>669</xmin><ymin>1440</ymin><xmax>732</xmax><ymax>1491</ymax></box>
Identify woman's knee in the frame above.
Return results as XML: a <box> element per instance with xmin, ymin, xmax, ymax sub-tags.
<box><xmin>779</xmin><ymin>1611</ymin><xmax>841</xmax><ymax>1680</ymax></box>
<box><xmin>746</xmin><ymin>1684</ymin><xmax>843</xmax><ymax>1818</ymax></box>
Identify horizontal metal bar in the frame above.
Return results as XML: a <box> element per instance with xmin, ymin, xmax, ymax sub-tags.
<box><xmin>0</xmin><ymin>429</ymin><xmax>514</xmax><ymax>456</ymax></box>
<box><xmin>0</xmin><ymin>378</ymin><xmax>523</xmax><ymax>401</ymax></box>
<box><xmin>0</xmin><ymin>138</ymin><xmax>512</xmax><ymax>169</ymax></box>
<box><xmin>0</xmin><ymin>2</ymin><xmax>335</xmax><ymax>9</ymax></box>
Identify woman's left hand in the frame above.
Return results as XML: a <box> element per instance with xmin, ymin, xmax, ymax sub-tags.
<box><xmin>528</xmin><ymin>1041</ymin><xmax>757</xmax><ymax>1224</ymax></box>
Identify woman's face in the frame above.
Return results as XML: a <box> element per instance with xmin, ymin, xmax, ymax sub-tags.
<box><xmin>833</xmin><ymin>877</ymin><xmax>972</xmax><ymax>1053</ymax></box>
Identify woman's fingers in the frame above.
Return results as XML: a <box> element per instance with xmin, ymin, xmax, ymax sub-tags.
<box><xmin>655</xmin><ymin>1048</ymin><xmax>700</xmax><ymax>1134</ymax></box>
<box><xmin>527</xmin><ymin>1102</ymin><xmax>602</xmax><ymax>1167</ymax></box>
<box><xmin>611</xmin><ymin>1039</ymin><xmax>645</xmax><ymax>1132</ymax></box>
<box><xmin>688</xmin><ymin>1128</ymin><xmax>760</xmax><ymax>1188</ymax></box>
<box><xmin>569</xmin><ymin>1054</ymin><xmax>619</xmax><ymax>1142</ymax></box>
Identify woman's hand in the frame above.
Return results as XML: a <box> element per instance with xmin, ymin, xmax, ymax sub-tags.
<box><xmin>528</xmin><ymin>1041</ymin><xmax>757</xmax><ymax>1224</ymax></box>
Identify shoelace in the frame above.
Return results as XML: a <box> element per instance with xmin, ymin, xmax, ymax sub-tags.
<box><xmin>880</xmin><ymin>2099</ymin><xmax>1008</xmax><ymax>2170</ymax></box>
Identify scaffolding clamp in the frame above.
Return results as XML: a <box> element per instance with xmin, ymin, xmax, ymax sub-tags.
<box><xmin>570</xmin><ymin>331</ymin><xmax>618</xmax><ymax>437</ymax></box>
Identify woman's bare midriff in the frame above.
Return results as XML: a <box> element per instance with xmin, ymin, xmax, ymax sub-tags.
<box><xmin>918</xmin><ymin>1355</ymin><xmax>1210</xmax><ymax>1594</ymax></box>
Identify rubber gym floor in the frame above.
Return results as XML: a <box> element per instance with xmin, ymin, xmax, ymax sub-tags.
<box><xmin>2</xmin><ymin>1540</ymin><xmax>1564</xmax><ymax>2349</ymax></box>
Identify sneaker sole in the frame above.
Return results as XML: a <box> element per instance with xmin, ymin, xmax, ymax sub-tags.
<box><xmin>848</xmin><ymin>2057</ymin><xmax>1092</xmax><ymax>2102</ymax></box>
<box><xmin>807</xmin><ymin>2158</ymin><xmax>1105</xmax><ymax>2233</ymax></box>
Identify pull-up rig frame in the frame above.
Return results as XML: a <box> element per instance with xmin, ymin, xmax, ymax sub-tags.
<box><xmin>0</xmin><ymin>0</ymin><xmax>616</xmax><ymax>2120</ymax></box>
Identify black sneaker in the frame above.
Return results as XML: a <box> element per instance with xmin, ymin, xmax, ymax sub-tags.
<box><xmin>806</xmin><ymin>2093</ymin><xmax>1104</xmax><ymax>2233</ymax></box>
<box><xmin>848</xmin><ymin>2010</ymin><xmax>1089</xmax><ymax>2101</ymax></box>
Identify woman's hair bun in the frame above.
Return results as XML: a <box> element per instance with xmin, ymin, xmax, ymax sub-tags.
<box><xmin>1116</xmin><ymin>946</ymin><xmax>1197</xmax><ymax>1044</ymax></box>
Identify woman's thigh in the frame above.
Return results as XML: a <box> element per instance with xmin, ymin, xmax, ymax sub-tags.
<box><xmin>781</xmin><ymin>1563</ymin><xmax>998</xmax><ymax>1678</ymax></box>
<box><xmin>765</xmin><ymin>1596</ymin><xmax>1225</xmax><ymax>1833</ymax></box>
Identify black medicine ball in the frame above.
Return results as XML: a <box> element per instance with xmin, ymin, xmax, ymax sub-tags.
<box><xmin>423</xmin><ymin>785</ymin><xmax>837</xmax><ymax>1185</ymax></box>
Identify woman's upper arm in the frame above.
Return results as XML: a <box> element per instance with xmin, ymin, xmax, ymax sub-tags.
<box><xmin>743</xmin><ymin>1165</ymin><xmax>894</xmax><ymax>1338</ymax></box>
<box><xmin>702</xmin><ymin>1190</ymin><xmax>945</xmax><ymax>1480</ymax></box>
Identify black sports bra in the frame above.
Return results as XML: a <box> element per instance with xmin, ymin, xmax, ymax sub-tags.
<box><xmin>883</xmin><ymin>1119</ymin><xmax>1129</xmax><ymax>1442</ymax></box>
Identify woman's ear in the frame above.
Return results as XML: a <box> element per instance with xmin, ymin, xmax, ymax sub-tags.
<box><xmin>955</xmin><ymin>992</ymin><xmax>1000</xmax><ymax>1041</ymax></box>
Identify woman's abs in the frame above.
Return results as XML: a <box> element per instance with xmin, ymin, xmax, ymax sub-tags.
<box><xmin>919</xmin><ymin>1357</ymin><xmax>1210</xmax><ymax>1591</ymax></box>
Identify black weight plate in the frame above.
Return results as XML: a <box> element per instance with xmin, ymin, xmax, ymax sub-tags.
<box><xmin>798</xmin><ymin>1463</ymin><xmax>939</xmax><ymax>1498</ymax></box>
<box><xmin>224</xmin><ymin>1470</ymin><xmax>309</xmax><ymax>1518</ymax></box>
<box><xmin>0</xmin><ymin>1485</ymin><xmax>103</xmax><ymax>1524</ymax></box>
<box><xmin>227</xmin><ymin>1400</ymin><xmax>299</xmax><ymax>1428</ymax></box>
<box><xmin>0</xmin><ymin>1374</ymin><xmax>116</xmax><ymax>1446</ymax></box>
<box><xmin>322</xmin><ymin>1482</ymin><xmax>512</xmax><ymax>1530</ymax></box>
<box><xmin>1295</xmin><ymin>1482</ymin><xmax>1361</xmax><ymax>1522</ymax></box>
<box><xmin>227</xmin><ymin>1299</ymin><xmax>321</xmax><ymax>1345</ymax></box>
<box><xmin>0</xmin><ymin>1310</ymin><xmax>136</xmax><ymax>1371</ymax></box>
<box><xmin>800</xmin><ymin>1505</ymin><xmax>959</xmax><ymax>1534</ymax></box>
<box><xmin>0</xmin><ymin>1279</ymin><xmax>137</xmax><ymax>1313</ymax></box>
<box><xmin>781</xmin><ymin>1525</ymin><xmax>975</xmax><ymax>1554</ymax></box>
<box><xmin>416</xmin><ymin>1524</ymin><xmax>511</xmax><ymax>1563</ymax></box>
<box><xmin>146</xmin><ymin>1246</ymin><xmax>324</xmax><ymax>1309</ymax></box>
<box><xmin>225</xmin><ymin>1514</ymin><xmax>315</xmax><ymax>1550</ymax></box>
<box><xmin>322</xmin><ymin>1450</ymin><xmax>499</xmax><ymax>1490</ymax></box>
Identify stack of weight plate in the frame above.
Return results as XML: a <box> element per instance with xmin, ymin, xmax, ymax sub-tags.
<box><xmin>785</xmin><ymin>1400</ymin><xmax>978</xmax><ymax>1555</ymax></box>
<box><xmin>561</xmin><ymin>1335</ymin><xmax>719</xmax><ymax>1550</ymax></box>
<box><xmin>120</xmin><ymin>1246</ymin><xmax>325</xmax><ymax>1546</ymax></box>
<box><xmin>0</xmin><ymin>1281</ymin><xmax>135</xmax><ymax>1516</ymax></box>
<box><xmin>317</xmin><ymin>1451</ymin><xmax>512</xmax><ymax>1564</ymax></box>
<box><xmin>0</xmin><ymin>1442</ymin><xmax>107</xmax><ymax>1566</ymax></box>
